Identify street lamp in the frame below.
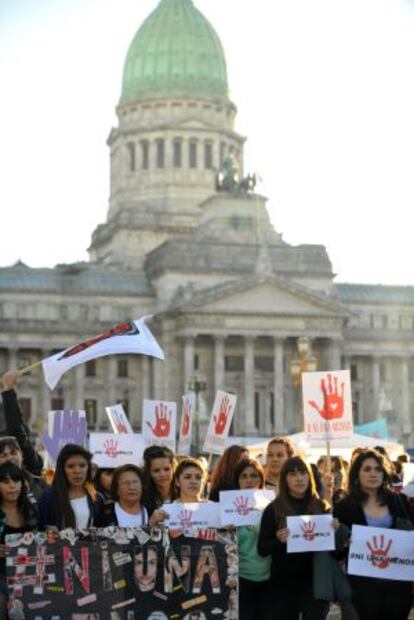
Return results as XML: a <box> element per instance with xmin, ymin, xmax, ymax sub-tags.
<box><xmin>289</xmin><ymin>337</ymin><xmax>317</xmax><ymax>386</ymax></box>
<box><xmin>187</xmin><ymin>375</ymin><xmax>207</xmax><ymax>454</ymax></box>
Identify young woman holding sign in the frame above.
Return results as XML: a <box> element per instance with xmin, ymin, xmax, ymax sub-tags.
<box><xmin>258</xmin><ymin>456</ymin><xmax>334</xmax><ymax>620</ymax></box>
<box><xmin>233</xmin><ymin>457</ymin><xmax>271</xmax><ymax>620</ymax></box>
<box><xmin>334</xmin><ymin>449</ymin><xmax>414</xmax><ymax>620</ymax></box>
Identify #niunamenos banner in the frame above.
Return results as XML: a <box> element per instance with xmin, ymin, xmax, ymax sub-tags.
<box><xmin>302</xmin><ymin>370</ymin><xmax>353</xmax><ymax>440</ymax></box>
<box><xmin>203</xmin><ymin>391</ymin><xmax>237</xmax><ymax>455</ymax></box>
<box><xmin>105</xmin><ymin>403</ymin><xmax>134</xmax><ymax>434</ymax></box>
<box><xmin>287</xmin><ymin>515</ymin><xmax>335</xmax><ymax>553</ymax></box>
<box><xmin>219</xmin><ymin>490</ymin><xmax>275</xmax><ymax>527</ymax></box>
<box><xmin>42</xmin><ymin>318</ymin><xmax>164</xmax><ymax>390</ymax></box>
<box><xmin>89</xmin><ymin>433</ymin><xmax>144</xmax><ymax>468</ymax></box>
<box><xmin>6</xmin><ymin>527</ymin><xmax>239</xmax><ymax>619</ymax></box>
<box><xmin>178</xmin><ymin>392</ymin><xmax>195</xmax><ymax>455</ymax></box>
<box><xmin>143</xmin><ymin>399</ymin><xmax>177</xmax><ymax>452</ymax></box>
<box><xmin>348</xmin><ymin>525</ymin><xmax>414</xmax><ymax>581</ymax></box>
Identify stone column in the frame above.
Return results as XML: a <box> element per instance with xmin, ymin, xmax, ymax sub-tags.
<box><xmin>371</xmin><ymin>355</ymin><xmax>380</xmax><ymax>420</ymax></box>
<box><xmin>214</xmin><ymin>335</ymin><xmax>225</xmax><ymax>393</ymax></box>
<box><xmin>183</xmin><ymin>336</ymin><xmax>194</xmax><ymax>392</ymax></box>
<box><xmin>244</xmin><ymin>337</ymin><xmax>255</xmax><ymax>434</ymax></box>
<box><xmin>328</xmin><ymin>338</ymin><xmax>342</xmax><ymax>370</ymax></box>
<box><xmin>101</xmin><ymin>357</ymin><xmax>117</xmax><ymax>429</ymax></box>
<box><xmin>8</xmin><ymin>348</ymin><xmax>17</xmax><ymax>370</ymax></box>
<box><xmin>74</xmin><ymin>365</ymin><xmax>84</xmax><ymax>412</ymax></box>
<box><xmin>342</xmin><ymin>355</ymin><xmax>351</xmax><ymax>370</ymax></box>
<box><xmin>273</xmin><ymin>338</ymin><xmax>285</xmax><ymax>434</ymax></box>
<box><xmin>401</xmin><ymin>356</ymin><xmax>411</xmax><ymax>439</ymax></box>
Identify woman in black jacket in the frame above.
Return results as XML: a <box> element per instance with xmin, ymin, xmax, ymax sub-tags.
<box><xmin>334</xmin><ymin>448</ymin><xmax>414</xmax><ymax>620</ymax></box>
<box><xmin>258</xmin><ymin>456</ymin><xmax>332</xmax><ymax>620</ymax></box>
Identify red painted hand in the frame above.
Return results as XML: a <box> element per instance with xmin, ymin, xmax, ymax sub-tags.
<box><xmin>214</xmin><ymin>395</ymin><xmax>232</xmax><ymax>435</ymax></box>
<box><xmin>146</xmin><ymin>403</ymin><xmax>171</xmax><ymax>437</ymax></box>
<box><xmin>308</xmin><ymin>373</ymin><xmax>345</xmax><ymax>420</ymax></box>
<box><xmin>181</xmin><ymin>398</ymin><xmax>191</xmax><ymax>436</ymax></box>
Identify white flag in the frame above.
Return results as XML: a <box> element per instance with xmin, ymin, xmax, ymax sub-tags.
<box><xmin>42</xmin><ymin>318</ymin><xmax>164</xmax><ymax>390</ymax></box>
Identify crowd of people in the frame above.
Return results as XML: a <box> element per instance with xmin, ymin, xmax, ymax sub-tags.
<box><xmin>0</xmin><ymin>369</ymin><xmax>413</xmax><ymax>620</ymax></box>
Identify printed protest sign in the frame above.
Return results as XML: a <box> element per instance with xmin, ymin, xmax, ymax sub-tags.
<box><xmin>302</xmin><ymin>370</ymin><xmax>353</xmax><ymax>440</ymax></box>
<box><xmin>287</xmin><ymin>515</ymin><xmax>335</xmax><ymax>553</ymax></box>
<box><xmin>162</xmin><ymin>502</ymin><xmax>221</xmax><ymax>529</ymax></box>
<box><xmin>7</xmin><ymin>527</ymin><xmax>239</xmax><ymax>619</ymax></box>
<box><xmin>143</xmin><ymin>399</ymin><xmax>177</xmax><ymax>451</ymax></box>
<box><xmin>203</xmin><ymin>391</ymin><xmax>237</xmax><ymax>455</ymax></box>
<box><xmin>178</xmin><ymin>392</ymin><xmax>195</xmax><ymax>455</ymax></box>
<box><xmin>105</xmin><ymin>403</ymin><xmax>133</xmax><ymax>434</ymax></box>
<box><xmin>219</xmin><ymin>490</ymin><xmax>275</xmax><ymax>527</ymax></box>
<box><xmin>402</xmin><ymin>463</ymin><xmax>414</xmax><ymax>498</ymax></box>
<box><xmin>348</xmin><ymin>525</ymin><xmax>414</xmax><ymax>581</ymax></box>
<box><xmin>89</xmin><ymin>433</ymin><xmax>144</xmax><ymax>468</ymax></box>
<box><xmin>41</xmin><ymin>410</ymin><xmax>87</xmax><ymax>464</ymax></box>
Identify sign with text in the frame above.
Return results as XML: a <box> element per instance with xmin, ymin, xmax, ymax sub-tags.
<box><xmin>287</xmin><ymin>514</ymin><xmax>335</xmax><ymax>553</ymax></box>
<box><xmin>203</xmin><ymin>391</ymin><xmax>237</xmax><ymax>455</ymax></box>
<box><xmin>178</xmin><ymin>392</ymin><xmax>195</xmax><ymax>455</ymax></box>
<box><xmin>105</xmin><ymin>403</ymin><xmax>133</xmax><ymax>434</ymax></box>
<box><xmin>89</xmin><ymin>433</ymin><xmax>144</xmax><ymax>468</ymax></box>
<box><xmin>302</xmin><ymin>370</ymin><xmax>353</xmax><ymax>440</ymax></box>
<box><xmin>219</xmin><ymin>490</ymin><xmax>275</xmax><ymax>527</ymax></box>
<box><xmin>6</xmin><ymin>527</ymin><xmax>239</xmax><ymax>619</ymax></box>
<box><xmin>348</xmin><ymin>525</ymin><xmax>414</xmax><ymax>581</ymax></box>
<box><xmin>41</xmin><ymin>410</ymin><xmax>87</xmax><ymax>464</ymax></box>
<box><xmin>143</xmin><ymin>399</ymin><xmax>177</xmax><ymax>452</ymax></box>
<box><xmin>162</xmin><ymin>502</ymin><xmax>221</xmax><ymax>529</ymax></box>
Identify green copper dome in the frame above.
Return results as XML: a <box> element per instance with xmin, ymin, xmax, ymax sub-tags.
<box><xmin>120</xmin><ymin>0</ymin><xmax>229</xmax><ymax>103</ymax></box>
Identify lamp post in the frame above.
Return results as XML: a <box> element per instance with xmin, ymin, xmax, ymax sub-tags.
<box><xmin>187</xmin><ymin>375</ymin><xmax>207</xmax><ymax>454</ymax></box>
<box><xmin>289</xmin><ymin>337</ymin><xmax>317</xmax><ymax>386</ymax></box>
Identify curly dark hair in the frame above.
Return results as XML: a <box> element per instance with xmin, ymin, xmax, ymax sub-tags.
<box><xmin>347</xmin><ymin>449</ymin><xmax>392</xmax><ymax>505</ymax></box>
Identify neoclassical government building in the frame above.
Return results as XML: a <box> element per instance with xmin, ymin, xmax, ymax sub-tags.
<box><xmin>1</xmin><ymin>0</ymin><xmax>414</xmax><ymax>445</ymax></box>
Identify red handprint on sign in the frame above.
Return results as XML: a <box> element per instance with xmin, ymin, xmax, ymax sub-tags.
<box><xmin>103</xmin><ymin>438</ymin><xmax>119</xmax><ymax>458</ymax></box>
<box><xmin>308</xmin><ymin>374</ymin><xmax>345</xmax><ymax>420</ymax></box>
<box><xmin>146</xmin><ymin>403</ymin><xmax>171</xmax><ymax>437</ymax></box>
<box><xmin>233</xmin><ymin>496</ymin><xmax>250</xmax><ymax>516</ymax></box>
<box><xmin>178</xmin><ymin>510</ymin><xmax>193</xmax><ymax>528</ymax></box>
<box><xmin>214</xmin><ymin>396</ymin><xmax>232</xmax><ymax>435</ymax></box>
<box><xmin>181</xmin><ymin>398</ymin><xmax>191</xmax><ymax>437</ymax></box>
<box><xmin>301</xmin><ymin>522</ymin><xmax>316</xmax><ymax>541</ymax></box>
<box><xmin>366</xmin><ymin>535</ymin><xmax>393</xmax><ymax>569</ymax></box>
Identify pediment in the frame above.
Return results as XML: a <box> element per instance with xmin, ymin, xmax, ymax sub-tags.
<box><xmin>171</xmin><ymin>275</ymin><xmax>351</xmax><ymax>318</ymax></box>
<box><xmin>168</xmin><ymin>117</ymin><xmax>216</xmax><ymax>131</ymax></box>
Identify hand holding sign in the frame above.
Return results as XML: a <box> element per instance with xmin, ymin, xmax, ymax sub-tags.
<box><xmin>214</xmin><ymin>395</ymin><xmax>232</xmax><ymax>435</ymax></box>
<box><xmin>146</xmin><ymin>402</ymin><xmax>171</xmax><ymax>437</ymax></box>
<box><xmin>308</xmin><ymin>373</ymin><xmax>345</xmax><ymax>420</ymax></box>
<box><xmin>41</xmin><ymin>410</ymin><xmax>87</xmax><ymax>462</ymax></box>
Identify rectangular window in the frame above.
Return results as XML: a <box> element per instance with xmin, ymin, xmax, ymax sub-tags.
<box><xmin>254</xmin><ymin>392</ymin><xmax>260</xmax><ymax>429</ymax></box>
<box><xmin>127</xmin><ymin>142</ymin><xmax>135</xmax><ymax>171</ymax></box>
<box><xmin>84</xmin><ymin>399</ymin><xmax>97</xmax><ymax>429</ymax></box>
<box><xmin>254</xmin><ymin>356</ymin><xmax>274</xmax><ymax>372</ymax></box>
<box><xmin>85</xmin><ymin>360</ymin><xmax>96</xmax><ymax>377</ymax></box>
<box><xmin>270</xmin><ymin>391</ymin><xmax>275</xmax><ymax>428</ymax></box>
<box><xmin>173</xmin><ymin>139</ymin><xmax>182</xmax><ymax>167</ymax></box>
<box><xmin>204</xmin><ymin>142</ymin><xmax>213</xmax><ymax>169</ymax></box>
<box><xmin>193</xmin><ymin>354</ymin><xmax>199</xmax><ymax>371</ymax></box>
<box><xmin>118</xmin><ymin>360</ymin><xmax>128</xmax><ymax>378</ymax></box>
<box><xmin>156</xmin><ymin>139</ymin><xmax>165</xmax><ymax>168</ymax></box>
<box><xmin>51</xmin><ymin>398</ymin><xmax>65</xmax><ymax>411</ymax></box>
<box><xmin>189</xmin><ymin>140</ymin><xmax>197</xmax><ymax>168</ymax></box>
<box><xmin>350</xmin><ymin>363</ymin><xmax>358</xmax><ymax>381</ymax></box>
<box><xmin>224</xmin><ymin>355</ymin><xmax>244</xmax><ymax>371</ymax></box>
<box><xmin>220</xmin><ymin>142</ymin><xmax>226</xmax><ymax>165</ymax></box>
<box><xmin>141</xmin><ymin>140</ymin><xmax>149</xmax><ymax>169</ymax></box>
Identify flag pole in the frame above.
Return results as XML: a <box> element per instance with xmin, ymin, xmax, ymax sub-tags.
<box><xmin>18</xmin><ymin>360</ymin><xmax>42</xmax><ymax>375</ymax></box>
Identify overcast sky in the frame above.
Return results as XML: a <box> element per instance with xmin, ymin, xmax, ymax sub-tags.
<box><xmin>1</xmin><ymin>0</ymin><xmax>414</xmax><ymax>285</ymax></box>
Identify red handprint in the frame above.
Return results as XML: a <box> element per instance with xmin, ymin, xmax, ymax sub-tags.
<box><xmin>308</xmin><ymin>373</ymin><xmax>345</xmax><ymax>420</ymax></box>
<box><xmin>214</xmin><ymin>396</ymin><xmax>232</xmax><ymax>435</ymax></box>
<box><xmin>146</xmin><ymin>403</ymin><xmax>171</xmax><ymax>437</ymax></box>
<box><xmin>301</xmin><ymin>522</ymin><xmax>316</xmax><ymax>541</ymax></box>
<box><xmin>178</xmin><ymin>510</ymin><xmax>193</xmax><ymax>528</ymax></box>
<box><xmin>366</xmin><ymin>535</ymin><xmax>393</xmax><ymax>569</ymax></box>
<box><xmin>103</xmin><ymin>438</ymin><xmax>119</xmax><ymax>458</ymax></box>
<box><xmin>233</xmin><ymin>496</ymin><xmax>250</xmax><ymax>516</ymax></box>
<box><xmin>181</xmin><ymin>398</ymin><xmax>191</xmax><ymax>437</ymax></box>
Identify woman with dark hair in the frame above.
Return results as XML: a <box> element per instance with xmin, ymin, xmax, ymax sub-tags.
<box><xmin>172</xmin><ymin>458</ymin><xmax>208</xmax><ymax>503</ymax></box>
<box><xmin>143</xmin><ymin>445</ymin><xmax>175</xmax><ymax>509</ymax></box>
<box><xmin>38</xmin><ymin>444</ymin><xmax>101</xmax><ymax>529</ymax></box>
<box><xmin>334</xmin><ymin>449</ymin><xmax>414</xmax><ymax>620</ymax></box>
<box><xmin>0</xmin><ymin>462</ymin><xmax>39</xmax><ymax>615</ymax></box>
<box><xmin>98</xmin><ymin>464</ymin><xmax>150</xmax><ymax>527</ymax></box>
<box><xmin>209</xmin><ymin>444</ymin><xmax>248</xmax><ymax>501</ymax></box>
<box><xmin>231</xmin><ymin>457</ymin><xmax>271</xmax><ymax>620</ymax></box>
<box><xmin>93</xmin><ymin>468</ymin><xmax>114</xmax><ymax>504</ymax></box>
<box><xmin>258</xmin><ymin>456</ymin><xmax>333</xmax><ymax>619</ymax></box>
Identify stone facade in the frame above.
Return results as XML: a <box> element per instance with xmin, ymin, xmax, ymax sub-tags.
<box><xmin>1</xmin><ymin>0</ymin><xmax>414</xmax><ymax>446</ymax></box>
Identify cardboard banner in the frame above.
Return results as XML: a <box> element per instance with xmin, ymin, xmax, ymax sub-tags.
<box><xmin>41</xmin><ymin>410</ymin><xmax>87</xmax><ymax>464</ymax></box>
<box><xmin>106</xmin><ymin>403</ymin><xmax>133</xmax><ymax>434</ymax></box>
<box><xmin>219</xmin><ymin>490</ymin><xmax>275</xmax><ymax>527</ymax></box>
<box><xmin>287</xmin><ymin>515</ymin><xmax>335</xmax><ymax>553</ymax></box>
<box><xmin>302</xmin><ymin>370</ymin><xmax>353</xmax><ymax>440</ymax></box>
<box><xmin>89</xmin><ymin>433</ymin><xmax>144</xmax><ymax>468</ymax></box>
<box><xmin>178</xmin><ymin>392</ymin><xmax>195</xmax><ymax>455</ymax></box>
<box><xmin>143</xmin><ymin>400</ymin><xmax>177</xmax><ymax>452</ymax></box>
<box><xmin>203</xmin><ymin>391</ymin><xmax>237</xmax><ymax>455</ymax></box>
<box><xmin>348</xmin><ymin>524</ymin><xmax>414</xmax><ymax>581</ymax></box>
<box><xmin>162</xmin><ymin>502</ymin><xmax>221</xmax><ymax>529</ymax></box>
<box><xmin>6</xmin><ymin>527</ymin><xmax>239</xmax><ymax>619</ymax></box>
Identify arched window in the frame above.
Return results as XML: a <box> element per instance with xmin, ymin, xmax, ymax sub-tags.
<box><xmin>173</xmin><ymin>139</ymin><xmax>182</xmax><ymax>168</ymax></box>
<box><xmin>140</xmin><ymin>140</ymin><xmax>149</xmax><ymax>169</ymax></box>
<box><xmin>127</xmin><ymin>142</ymin><xmax>135</xmax><ymax>171</ymax></box>
<box><xmin>189</xmin><ymin>139</ymin><xmax>197</xmax><ymax>169</ymax></box>
<box><xmin>156</xmin><ymin>139</ymin><xmax>165</xmax><ymax>168</ymax></box>
<box><xmin>204</xmin><ymin>142</ymin><xmax>213</xmax><ymax>169</ymax></box>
